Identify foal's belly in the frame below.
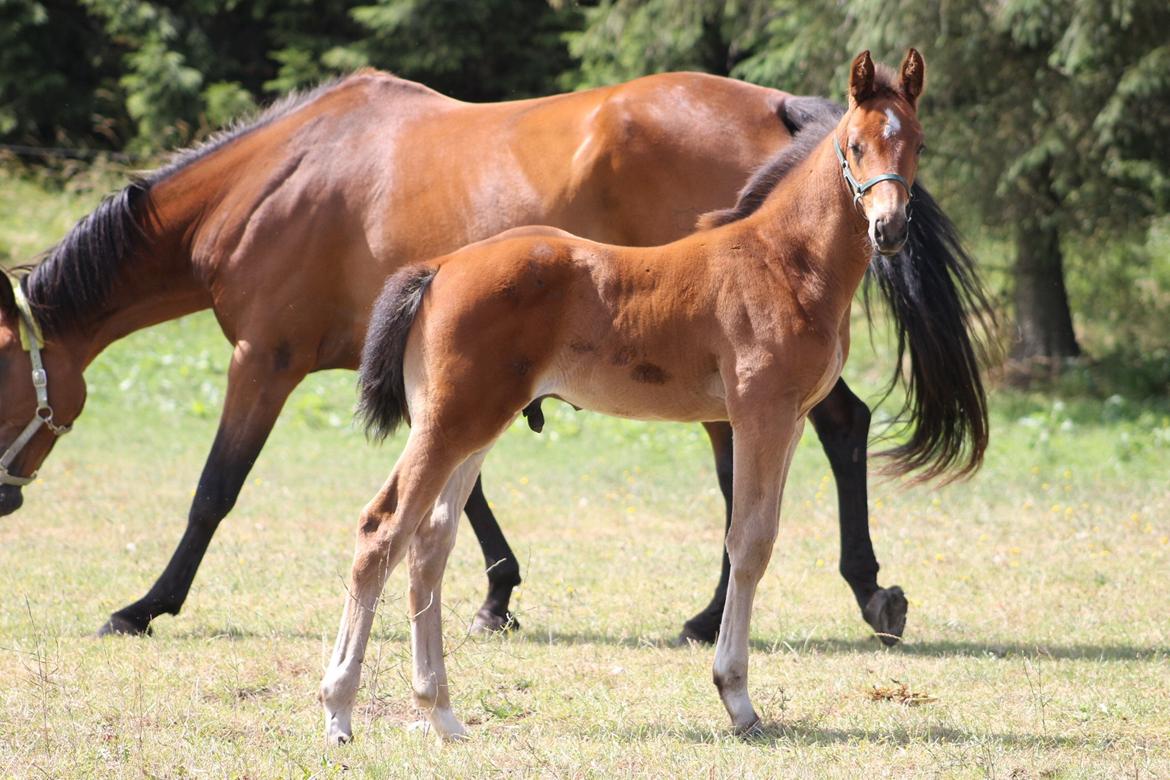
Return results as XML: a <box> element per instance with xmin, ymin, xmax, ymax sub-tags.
<box><xmin>534</xmin><ymin>366</ymin><xmax>728</xmax><ymax>423</ymax></box>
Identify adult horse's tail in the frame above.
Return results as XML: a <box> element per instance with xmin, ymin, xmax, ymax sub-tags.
<box><xmin>783</xmin><ymin>96</ymin><xmax>998</xmax><ymax>481</ymax></box>
<box><xmin>358</xmin><ymin>265</ymin><xmax>437</xmax><ymax>440</ymax></box>
<box><xmin>865</xmin><ymin>183</ymin><xmax>997</xmax><ymax>481</ymax></box>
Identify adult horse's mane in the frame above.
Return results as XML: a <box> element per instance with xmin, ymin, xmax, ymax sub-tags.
<box><xmin>699</xmin><ymin>89</ymin><xmax>997</xmax><ymax>481</ymax></box>
<box><xmin>15</xmin><ymin>76</ymin><xmax>359</xmax><ymax>336</ymax></box>
<box><xmin>697</xmin><ymin>96</ymin><xmax>841</xmax><ymax>231</ymax></box>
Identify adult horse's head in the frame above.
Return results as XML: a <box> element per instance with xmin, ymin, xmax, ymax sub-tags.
<box><xmin>838</xmin><ymin>48</ymin><xmax>926</xmax><ymax>256</ymax></box>
<box><xmin>0</xmin><ymin>277</ymin><xmax>86</xmax><ymax>514</ymax></box>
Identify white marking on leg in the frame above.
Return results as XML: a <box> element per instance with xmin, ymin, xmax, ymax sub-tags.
<box><xmin>409</xmin><ymin>450</ymin><xmax>490</xmax><ymax>742</ymax></box>
<box><xmin>320</xmin><ymin>428</ymin><xmax>453</xmax><ymax>745</ymax></box>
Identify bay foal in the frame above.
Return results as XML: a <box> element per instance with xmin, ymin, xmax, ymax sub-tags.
<box><xmin>322</xmin><ymin>49</ymin><xmax>928</xmax><ymax>741</ymax></box>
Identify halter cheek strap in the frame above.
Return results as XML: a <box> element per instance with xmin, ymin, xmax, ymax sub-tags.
<box><xmin>0</xmin><ymin>281</ymin><xmax>71</xmax><ymax>487</ymax></box>
<box><xmin>834</xmin><ymin>136</ymin><xmax>912</xmax><ymax>209</ymax></box>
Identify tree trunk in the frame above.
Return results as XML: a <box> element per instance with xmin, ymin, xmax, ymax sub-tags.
<box><xmin>1012</xmin><ymin>217</ymin><xmax>1080</xmax><ymax>360</ymax></box>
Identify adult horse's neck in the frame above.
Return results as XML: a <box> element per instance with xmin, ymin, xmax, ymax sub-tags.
<box><xmin>740</xmin><ymin>130</ymin><xmax>872</xmax><ymax>325</ymax></box>
<box><xmin>26</xmin><ymin>156</ymin><xmax>233</xmax><ymax>369</ymax></box>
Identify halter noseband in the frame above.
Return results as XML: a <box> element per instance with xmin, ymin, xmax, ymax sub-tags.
<box><xmin>833</xmin><ymin>136</ymin><xmax>912</xmax><ymax>212</ymax></box>
<box><xmin>0</xmin><ymin>281</ymin><xmax>72</xmax><ymax>486</ymax></box>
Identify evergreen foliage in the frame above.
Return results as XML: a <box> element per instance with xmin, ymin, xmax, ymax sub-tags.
<box><xmin>1</xmin><ymin>0</ymin><xmax>1167</xmax><ymax>360</ymax></box>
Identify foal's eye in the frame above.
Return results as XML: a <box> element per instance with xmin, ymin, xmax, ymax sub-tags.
<box><xmin>849</xmin><ymin>142</ymin><xmax>864</xmax><ymax>159</ymax></box>
<box><xmin>917</xmin><ymin>144</ymin><xmax>927</xmax><ymax>156</ymax></box>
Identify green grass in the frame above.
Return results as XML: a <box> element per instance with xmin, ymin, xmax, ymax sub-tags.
<box><xmin>1</xmin><ymin>167</ymin><xmax>1168</xmax><ymax>778</ymax></box>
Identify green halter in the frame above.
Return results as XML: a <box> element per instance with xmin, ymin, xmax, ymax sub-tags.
<box><xmin>834</xmin><ymin>136</ymin><xmax>911</xmax><ymax>208</ymax></box>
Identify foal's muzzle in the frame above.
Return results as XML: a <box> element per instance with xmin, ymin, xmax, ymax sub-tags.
<box><xmin>0</xmin><ymin>485</ymin><xmax>24</xmax><ymax>516</ymax></box>
<box><xmin>871</xmin><ymin>213</ymin><xmax>908</xmax><ymax>256</ymax></box>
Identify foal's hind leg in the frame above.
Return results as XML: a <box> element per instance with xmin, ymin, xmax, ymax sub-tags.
<box><xmin>809</xmin><ymin>379</ymin><xmax>906</xmax><ymax>645</ymax></box>
<box><xmin>408</xmin><ymin>451</ymin><xmax>489</xmax><ymax>739</ymax></box>
<box><xmin>320</xmin><ymin>429</ymin><xmax>468</xmax><ymax>744</ymax></box>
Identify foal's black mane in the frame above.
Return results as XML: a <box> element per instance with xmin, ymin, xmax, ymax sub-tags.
<box><xmin>702</xmin><ymin>91</ymin><xmax>997</xmax><ymax>480</ymax></box>
<box><xmin>13</xmin><ymin>77</ymin><xmax>353</xmax><ymax>337</ymax></box>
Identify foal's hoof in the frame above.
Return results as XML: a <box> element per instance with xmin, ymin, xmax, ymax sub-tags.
<box><xmin>96</xmin><ymin>614</ymin><xmax>152</xmax><ymax>638</ymax></box>
<box><xmin>863</xmin><ymin>586</ymin><xmax>908</xmax><ymax>646</ymax></box>
<box><xmin>732</xmin><ymin>715</ymin><xmax>765</xmax><ymax>738</ymax></box>
<box><xmin>326</xmin><ymin>727</ymin><xmax>352</xmax><ymax>746</ymax></box>
<box><xmin>325</xmin><ymin>712</ymin><xmax>353</xmax><ymax>745</ymax></box>
<box><xmin>469</xmin><ymin>607</ymin><xmax>519</xmax><ymax>635</ymax></box>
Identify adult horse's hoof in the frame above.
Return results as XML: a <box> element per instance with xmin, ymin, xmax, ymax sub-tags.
<box><xmin>863</xmin><ymin>586</ymin><xmax>907</xmax><ymax>646</ymax></box>
<box><xmin>96</xmin><ymin>614</ymin><xmax>152</xmax><ymax>637</ymax></box>
<box><xmin>676</xmin><ymin>622</ymin><xmax>717</xmax><ymax>646</ymax></box>
<box><xmin>677</xmin><ymin>614</ymin><xmax>719</xmax><ymax>645</ymax></box>
<box><xmin>469</xmin><ymin>607</ymin><xmax>519</xmax><ymax>635</ymax></box>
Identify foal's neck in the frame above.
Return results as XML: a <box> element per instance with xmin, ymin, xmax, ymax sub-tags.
<box><xmin>739</xmin><ymin>136</ymin><xmax>872</xmax><ymax>322</ymax></box>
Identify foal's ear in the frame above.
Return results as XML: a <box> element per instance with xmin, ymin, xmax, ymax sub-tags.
<box><xmin>900</xmin><ymin>48</ymin><xmax>926</xmax><ymax>108</ymax></box>
<box><xmin>849</xmin><ymin>50</ymin><xmax>876</xmax><ymax>105</ymax></box>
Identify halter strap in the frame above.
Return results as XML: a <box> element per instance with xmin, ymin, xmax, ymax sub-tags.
<box><xmin>0</xmin><ymin>279</ymin><xmax>71</xmax><ymax>487</ymax></box>
<box><xmin>833</xmin><ymin>136</ymin><xmax>912</xmax><ymax>208</ymax></box>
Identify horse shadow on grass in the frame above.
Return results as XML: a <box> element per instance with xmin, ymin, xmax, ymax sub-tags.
<box><xmin>517</xmin><ymin>630</ymin><xmax>1168</xmax><ymax>662</ymax></box>
<box><xmin>610</xmin><ymin>719</ymin><xmax>1098</xmax><ymax>750</ymax></box>
<box><xmin>153</xmin><ymin>623</ymin><xmax>1167</xmax><ymax>664</ymax></box>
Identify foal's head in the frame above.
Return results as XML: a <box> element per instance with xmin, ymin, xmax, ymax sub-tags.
<box><xmin>839</xmin><ymin>49</ymin><xmax>926</xmax><ymax>256</ymax></box>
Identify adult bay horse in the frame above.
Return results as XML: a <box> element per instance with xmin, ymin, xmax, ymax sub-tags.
<box><xmin>0</xmin><ymin>65</ymin><xmax>987</xmax><ymax>643</ymax></box>
<box><xmin>323</xmin><ymin>49</ymin><xmax>932</xmax><ymax>742</ymax></box>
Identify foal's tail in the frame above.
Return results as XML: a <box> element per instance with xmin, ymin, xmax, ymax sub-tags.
<box><xmin>866</xmin><ymin>184</ymin><xmax>999</xmax><ymax>481</ymax></box>
<box><xmin>358</xmin><ymin>265</ymin><xmax>438</xmax><ymax>441</ymax></box>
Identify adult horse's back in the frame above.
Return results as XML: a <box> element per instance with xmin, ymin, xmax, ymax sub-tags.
<box><xmin>0</xmin><ymin>69</ymin><xmax>989</xmax><ymax>641</ymax></box>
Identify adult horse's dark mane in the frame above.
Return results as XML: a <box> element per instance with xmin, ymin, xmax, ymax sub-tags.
<box><xmin>700</xmin><ymin>93</ymin><xmax>996</xmax><ymax>481</ymax></box>
<box><xmin>16</xmin><ymin>77</ymin><xmax>353</xmax><ymax>337</ymax></box>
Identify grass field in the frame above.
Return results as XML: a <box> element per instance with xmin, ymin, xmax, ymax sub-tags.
<box><xmin>0</xmin><ymin>166</ymin><xmax>1168</xmax><ymax>778</ymax></box>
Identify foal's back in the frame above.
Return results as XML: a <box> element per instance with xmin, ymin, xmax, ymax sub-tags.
<box><xmin>409</xmin><ymin>227</ymin><xmax>735</xmax><ymax>426</ymax></box>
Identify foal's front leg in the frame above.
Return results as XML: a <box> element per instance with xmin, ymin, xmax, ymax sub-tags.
<box><xmin>713</xmin><ymin>409</ymin><xmax>804</xmax><ymax>732</ymax></box>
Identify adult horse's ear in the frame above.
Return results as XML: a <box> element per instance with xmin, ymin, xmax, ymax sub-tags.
<box><xmin>849</xmin><ymin>50</ymin><xmax>875</xmax><ymax>105</ymax></box>
<box><xmin>900</xmin><ymin>48</ymin><xmax>926</xmax><ymax>108</ymax></box>
<box><xmin>0</xmin><ymin>274</ymin><xmax>17</xmax><ymax>318</ymax></box>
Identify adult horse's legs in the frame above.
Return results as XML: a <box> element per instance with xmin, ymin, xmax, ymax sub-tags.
<box><xmin>808</xmin><ymin>379</ymin><xmax>906</xmax><ymax>645</ymax></box>
<box><xmin>680</xmin><ymin>382</ymin><xmax>906</xmax><ymax>646</ymax></box>
<box><xmin>98</xmin><ymin>346</ymin><xmax>307</xmax><ymax>636</ymax></box>
<box><xmin>680</xmin><ymin>422</ymin><xmax>734</xmax><ymax>643</ymax></box>
<box><xmin>713</xmin><ymin>412</ymin><xmax>802</xmax><ymax>732</ymax></box>
<box><xmin>463</xmin><ymin>476</ymin><xmax>523</xmax><ymax>634</ymax></box>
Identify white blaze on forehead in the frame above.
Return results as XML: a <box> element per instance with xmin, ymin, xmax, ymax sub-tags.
<box><xmin>882</xmin><ymin>108</ymin><xmax>901</xmax><ymax>139</ymax></box>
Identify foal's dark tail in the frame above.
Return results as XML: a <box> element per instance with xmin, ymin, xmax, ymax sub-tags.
<box><xmin>357</xmin><ymin>265</ymin><xmax>438</xmax><ymax>441</ymax></box>
<box><xmin>865</xmin><ymin>184</ymin><xmax>998</xmax><ymax>481</ymax></box>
